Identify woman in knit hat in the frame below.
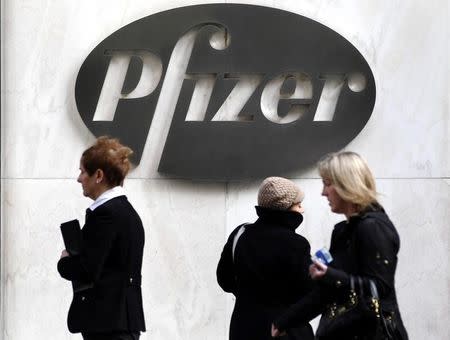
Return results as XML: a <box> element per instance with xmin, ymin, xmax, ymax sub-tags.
<box><xmin>217</xmin><ymin>177</ymin><xmax>314</xmax><ymax>340</ymax></box>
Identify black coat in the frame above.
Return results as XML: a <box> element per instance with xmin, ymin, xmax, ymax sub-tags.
<box><xmin>274</xmin><ymin>205</ymin><xmax>408</xmax><ymax>340</ymax></box>
<box><xmin>217</xmin><ymin>207</ymin><xmax>314</xmax><ymax>340</ymax></box>
<box><xmin>58</xmin><ymin>196</ymin><xmax>146</xmax><ymax>334</ymax></box>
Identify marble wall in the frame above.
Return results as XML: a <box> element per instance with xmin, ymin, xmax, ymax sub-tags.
<box><xmin>1</xmin><ymin>0</ymin><xmax>448</xmax><ymax>339</ymax></box>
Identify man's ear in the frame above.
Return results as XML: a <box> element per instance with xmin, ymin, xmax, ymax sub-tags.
<box><xmin>95</xmin><ymin>169</ymin><xmax>105</xmax><ymax>183</ymax></box>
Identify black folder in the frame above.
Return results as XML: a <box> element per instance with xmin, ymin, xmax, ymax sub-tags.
<box><xmin>60</xmin><ymin>219</ymin><xmax>94</xmax><ymax>292</ymax></box>
<box><xmin>60</xmin><ymin>219</ymin><xmax>82</xmax><ymax>256</ymax></box>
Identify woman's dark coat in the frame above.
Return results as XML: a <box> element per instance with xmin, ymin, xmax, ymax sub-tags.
<box><xmin>57</xmin><ymin>196</ymin><xmax>146</xmax><ymax>334</ymax></box>
<box><xmin>274</xmin><ymin>205</ymin><xmax>408</xmax><ymax>340</ymax></box>
<box><xmin>217</xmin><ymin>207</ymin><xmax>314</xmax><ymax>340</ymax></box>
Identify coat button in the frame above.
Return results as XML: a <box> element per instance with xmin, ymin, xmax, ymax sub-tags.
<box><xmin>81</xmin><ymin>296</ymin><xmax>86</xmax><ymax>301</ymax></box>
<box><xmin>130</xmin><ymin>278</ymin><xmax>133</xmax><ymax>283</ymax></box>
<box><xmin>336</xmin><ymin>280</ymin><xmax>342</xmax><ymax>287</ymax></box>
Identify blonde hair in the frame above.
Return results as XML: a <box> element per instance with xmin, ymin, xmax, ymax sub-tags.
<box><xmin>81</xmin><ymin>136</ymin><xmax>133</xmax><ymax>186</ymax></box>
<box><xmin>318</xmin><ymin>151</ymin><xmax>378</xmax><ymax>211</ymax></box>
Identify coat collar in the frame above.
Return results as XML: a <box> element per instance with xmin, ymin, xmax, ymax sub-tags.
<box><xmin>347</xmin><ymin>202</ymin><xmax>385</xmax><ymax>223</ymax></box>
<box><xmin>335</xmin><ymin>203</ymin><xmax>386</xmax><ymax>232</ymax></box>
<box><xmin>88</xmin><ymin>186</ymin><xmax>126</xmax><ymax>211</ymax></box>
<box><xmin>254</xmin><ymin>206</ymin><xmax>303</xmax><ymax>231</ymax></box>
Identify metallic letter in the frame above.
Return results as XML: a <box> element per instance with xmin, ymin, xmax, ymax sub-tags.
<box><xmin>93</xmin><ymin>50</ymin><xmax>162</xmax><ymax>121</ymax></box>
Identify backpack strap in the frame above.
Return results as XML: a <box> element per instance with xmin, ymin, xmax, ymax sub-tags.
<box><xmin>232</xmin><ymin>223</ymin><xmax>249</xmax><ymax>262</ymax></box>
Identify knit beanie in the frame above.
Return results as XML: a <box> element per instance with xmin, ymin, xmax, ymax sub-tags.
<box><xmin>257</xmin><ymin>177</ymin><xmax>304</xmax><ymax>211</ymax></box>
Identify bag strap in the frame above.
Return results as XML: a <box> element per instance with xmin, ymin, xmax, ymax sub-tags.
<box><xmin>354</xmin><ymin>275</ymin><xmax>380</xmax><ymax>300</ymax></box>
<box><xmin>369</xmin><ymin>279</ymin><xmax>380</xmax><ymax>299</ymax></box>
<box><xmin>357</xmin><ymin>276</ymin><xmax>364</xmax><ymax>296</ymax></box>
<box><xmin>232</xmin><ymin>223</ymin><xmax>249</xmax><ymax>263</ymax></box>
<box><xmin>350</xmin><ymin>275</ymin><xmax>356</xmax><ymax>291</ymax></box>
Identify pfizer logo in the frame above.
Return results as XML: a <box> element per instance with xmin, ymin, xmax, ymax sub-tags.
<box><xmin>75</xmin><ymin>4</ymin><xmax>376</xmax><ymax>180</ymax></box>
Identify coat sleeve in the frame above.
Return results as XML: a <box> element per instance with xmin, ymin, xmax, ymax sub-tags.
<box><xmin>272</xmin><ymin>237</ymin><xmax>326</xmax><ymax>333</ymax></box>
<box><xmin>216</xmin><ymin>225</ymin><xmax>244</xmax><ymax>294</ymax></box>
<box><xmin>57</xmin><ymin>255</ymin><xmax>90</xmax><ymax>282</ymax></box>
<box><xmin>290</xmin><ymin>236</ymin><xmax>314</xmax><ymax>297</ymax></box>
<box><xmin>321</xmin><ymin>217</ymin><xmax>398</xmax><ymax>298</ymax></box>
<box><xmin>57</xmin><ymin>208</ymin><xmax>118</xmax><ymax>283</ymax></box>
<box><xmin>273</xmin><ymin>284</ymin><xmax>331</xmax><ymax>332</ymax></box>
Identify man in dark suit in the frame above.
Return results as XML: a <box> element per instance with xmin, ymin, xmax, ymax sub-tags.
<box><xmin>58</xmin><ymin>137</ymin><xmax>146</xmax><ymax>340</ymax></box>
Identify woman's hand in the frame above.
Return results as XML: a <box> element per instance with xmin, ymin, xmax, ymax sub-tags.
<box><xmin>271</xmin><ymin>323</ymin><xmax>286</xmax><ymax>337</ymax></box>
<box><xmin>60</xmin><ymin>250</ymin><xmax>70</xmax><ymax>259</ymax></box>
<box><xmin>309</xmin><ymin>260</ymin><xmax>328</xmax><ymax>280</ymax></box>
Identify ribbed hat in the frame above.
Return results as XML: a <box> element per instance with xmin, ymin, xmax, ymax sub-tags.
<box><xmin>257</xmin><ymin>177</ymin><xmax>304</xmax><ymax>211</ymax></box>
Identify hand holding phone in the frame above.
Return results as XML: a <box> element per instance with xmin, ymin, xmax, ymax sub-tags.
<box><xmin>312</xmin><ymin>247</ymin><xmax>333</xmax><ymax>265</ymax></box>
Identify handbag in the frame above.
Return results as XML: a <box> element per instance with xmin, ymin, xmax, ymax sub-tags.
<box><xmin>316</xmin><ymin>276</ymin><xmax>397</xmax><ymax>340</ymax></box>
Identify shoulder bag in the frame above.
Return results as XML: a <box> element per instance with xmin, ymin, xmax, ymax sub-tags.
<box><xmin>316</xmin><ymin>276</ymin><xmax>397</xmax><ymax>339</ymax></box>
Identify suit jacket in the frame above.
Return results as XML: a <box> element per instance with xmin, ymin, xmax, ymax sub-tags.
<box><xmin>58</xmin><ymin>195</ymin><xmax>146</xmax><ymax>334</ymax></box>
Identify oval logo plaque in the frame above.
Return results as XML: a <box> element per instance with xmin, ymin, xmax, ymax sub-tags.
<box><xmin>75</xmin><ymin>4</ymin><xmax>376</xmax><ymax>180</ymax></box>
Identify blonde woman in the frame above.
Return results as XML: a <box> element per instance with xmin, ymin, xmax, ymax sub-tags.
<box><xmin>272</xmin><ymin>152</ymin><xmax>408</xmax><ymax>340</ymax></box>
